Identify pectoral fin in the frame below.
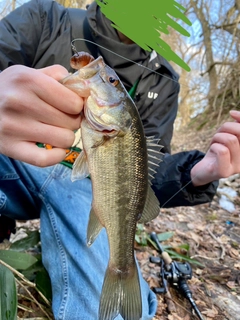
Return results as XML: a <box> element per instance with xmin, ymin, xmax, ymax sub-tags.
<box><xmin>138</xmin><ymin>185</ymin><xmax>160</xmax><ymax>223</ymax></box>
<box><xmin>71</xmin><ymin>150</ymin><xmax>89</xmax><ymax>181</ymax></box>
<box><xmin>87</xmin><ymin>208</ymin><xmax>103</xmax><ymax>246</ymax></box>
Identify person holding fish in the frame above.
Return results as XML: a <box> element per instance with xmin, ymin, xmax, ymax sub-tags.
<box><xmin>0</xmin><ymin>1</ymin><xmax>240</xmax><ymax>319</ymax></box>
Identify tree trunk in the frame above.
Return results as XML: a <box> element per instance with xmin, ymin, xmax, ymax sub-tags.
<box><xmin>190</xmin><ymin>0</ymin><xmax>218</xmax><ymax>98</ymax></box>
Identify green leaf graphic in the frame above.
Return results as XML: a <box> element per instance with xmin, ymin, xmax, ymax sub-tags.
<box><xmin>97</xmin><ymin>0</ymin><xmax>192</xmax><ymax>71</ymax></box>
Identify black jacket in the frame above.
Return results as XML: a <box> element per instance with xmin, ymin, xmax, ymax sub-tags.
<box><xmin>0</xmin><ymin>0</ymin><xmax>218</xmax><ymax>207</ymax></box>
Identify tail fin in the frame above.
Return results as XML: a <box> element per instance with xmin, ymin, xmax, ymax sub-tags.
<box><xmin>99</xmin><ymin>264</ymin><xmax>142</xmax><ymax>320</ymax></box>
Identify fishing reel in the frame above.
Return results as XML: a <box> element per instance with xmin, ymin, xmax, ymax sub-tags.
<box><xmin>149</xmin><ymin>232</ymin><xmax>205</xmax><ymax>320</ymax></box>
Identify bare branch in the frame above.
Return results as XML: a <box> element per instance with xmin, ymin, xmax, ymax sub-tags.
<box><xmin>200</xmin><ymin>61</ymin><xmax>234</xmax><ymax>76</ymax></box>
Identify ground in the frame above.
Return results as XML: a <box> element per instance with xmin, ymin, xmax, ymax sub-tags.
<box><xmin>135</xmin><ymin>122</ymin><xmax>240</xmax><ymax>320</ymax></box>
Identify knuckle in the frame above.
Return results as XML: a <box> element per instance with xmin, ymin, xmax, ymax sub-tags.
<box><xmin>9</xmin><ymin>65</ymin><xmax>31</xmax><ymax>84</ymax></box>
<box><xmin>53</xmin><ymin>64</ymin><xmax>69</xmax><ymax>74</ymax></box>
<box><xmin>0</xmin><ymin>117</ymin><xmax>13</xmax><ymax>135</ymax></box>
<box><xmin>219</xmin><ymin>122</ymin><xmax>229</xmax><ymax>131</ymax></box>
<box><xmin>1</xmin><ymin>89</ymin><xmax>18</xmax><ymax>109</ymax></box>
<box><xmin>46</xmin><ymin>64</ymin><xmax>68</xmax><ymax>74</ymax></box>
<box><xmin>219</xmin><ymin>122</ymin><xmax>234</xmax><ymax>133</ymax></box>
<box><xmin>218</xmin><ymin>147</ymin><xmax>229</xmax><ymax>158</ymax></box>
<box><xmin>227</xmin><ymin>135</ymin><xmax>238</xmax><ymax>146</ymax></box>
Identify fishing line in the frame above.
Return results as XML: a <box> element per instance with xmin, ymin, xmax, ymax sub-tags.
<box><xmin>71</xmin><ymin>38</ymin><xmax>222</xmax><ymax>207</ymax></box>
<box><xmin>71</xmin><ymin>38</ymin><xmax>188</xmax><ymax>88</ymax></box>
<box><xmin>160</xmin><ymin>157</ymin><xmax>218</xmax><ymax>208</ymax></box>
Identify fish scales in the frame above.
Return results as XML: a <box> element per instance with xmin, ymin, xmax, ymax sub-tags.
<box><xmin>80</xmin><ymin>116</ymin><xmax>146</xmax><ymax>320</ymax></box>
<box><xmin>82</xmin><ymin>110</ymin><xmax>148</xmax><ymax>264</ymax></box>
<box><xmin>60</xmin><ymin>52</ymin><xmax>161</xmax><ymax>320</ymax></box>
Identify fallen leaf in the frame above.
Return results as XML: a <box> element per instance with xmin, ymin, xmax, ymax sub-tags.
<box><xmin>187</xmin><ymin>223</ymin><xmax>195</xmax><ymax>230</ymax></box>
<box><xmin>229</xmin><ymin>248</ymin><xmax>239</xmax><ymax>258</ymax></box>
<box><xmin>226</xmin><ymin>281</ymin><xmax>237</xmax><ymax>290</ymax></box>
<box><xmin>188</xmin><ymin>231</ymin><xmax>201</xmax><ymax>243</ymax></box>
<box><xmin>219</xmin><ymin>234</ymin><xmax>230</xmax><ymax>244</ymax></box>
<box><xmin>202</xmin><ymin>306</ymin><xmax>218</xmax><ymax>317</ymax></box>
<box><xmin>195</xmin><ymin>268</ymin><xmax>203</xmax><ymax>275</ymax></box>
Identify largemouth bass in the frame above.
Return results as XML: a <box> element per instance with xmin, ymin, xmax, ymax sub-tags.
<box><xmin>61</xmin><ymin>52</ymin><xmax>162</xmax><ymax>320</ymax></box>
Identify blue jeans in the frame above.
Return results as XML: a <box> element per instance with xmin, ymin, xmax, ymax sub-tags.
<box><xmin>0</xmin><ymin>155</ymin><xmax>157</xmax><ymax>320</ymax></box>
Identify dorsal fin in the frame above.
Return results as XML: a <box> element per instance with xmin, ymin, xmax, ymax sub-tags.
<box><xmin>146</xmin><ymin>136</ymin><xmax>164</xmax><ymax>184</ymax></box>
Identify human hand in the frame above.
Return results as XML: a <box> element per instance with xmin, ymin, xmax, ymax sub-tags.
<box><xmin>190</xmin><ymin>110</ymin><xmax>240</xmax><ymax>186</ymax></box>
<box><xmin>0</xmin><ymin>65</ymin><xmax>83</xmax><ymax>167</ymax></box>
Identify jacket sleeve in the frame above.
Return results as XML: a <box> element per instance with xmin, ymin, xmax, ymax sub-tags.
<box><xmin>151</xmin><ymin>150</ymin><xmax>219</xmax><ymax>208</ymax></box>
<box><xmin>137</xmin><ymin>64</ymin><xmax>180</xmax><ymax>155</ymax></box>
<box><xmin>0</xmin><ymin>0</ymin><xmax>72</xmax><ymax>70</ymax></box>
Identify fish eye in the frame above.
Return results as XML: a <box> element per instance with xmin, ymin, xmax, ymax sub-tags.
<box><xmin>108</xmin><ymin>77</ymin><xmax>119</xmax><ymax>86</ymax></box>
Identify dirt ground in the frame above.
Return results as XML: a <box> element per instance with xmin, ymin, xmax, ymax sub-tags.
<box><xmin>135</xmin><ymin>124</ymin><xmax>240</xmax><ymax>320</ymax></box>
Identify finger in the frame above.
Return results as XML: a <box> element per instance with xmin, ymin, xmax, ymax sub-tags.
<box><xmin>5</xmin><ymin>120</ymin><xmax>76</xmax><ymax>149</ymax></box>
<box><xmin>8</xmin><ymin>142</ymin><xmax>67</xmax><ymax>167</ymax></box>
<box><xmin>5</xmin><ymin>91</ymin><xmax>82</xmax><ymax>132</ymax></box>
<box><xmin>211</xmin><ymin>132</ymin><xmax>240</xmax><ymax>164</ymax></box>
<box><xmin>29</xmin><ymin>103</ymin><xmax>82</xmax><ymax>132</ymax></box>
<box><xmin>39</xmin><ymin>64</ymin><xmax>70</xmax><ymax>81</ymax></box>
<box><xmin>5</xmin><ymin>65</ymin><xmax>83</xmax><ymax>116</ymax></box>
<box><xmin>33</xmin><ymin>68</ymin><xmax>84</xmax><ymax>115</ymax></box>
<box><xmin>34</xmin><ymin>124</ymin><xmax>76</xmax><ymax>148</ymax></box>
<box><xmin>217</xmin><ymin>121</ymin><xmax>240</xmax><ymax>137</ymax></box>
<box><xmin>208</xmin><ymin>142</ymin><xmax>231</xmax><ymax>162</ymax></box>
<box><xmin>230</xmin><ymin>110</ymin><xmax>240</xmax><ymax>123</ymax></box>
<box><xmin>211</xmin><ymin>132</ymin><xmax>240</xmax><ymax>150</ymax></box>
<box><xmin>208</xmin><ymin>142</ymin><xmax>232</xmax><ymax>179</ymax></box>
<box><xmin>208</xmin><ymin>141</ymin><xmax>240</xmax><ymax>179</ymax></box>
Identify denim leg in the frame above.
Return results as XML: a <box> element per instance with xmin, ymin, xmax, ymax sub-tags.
<box><xmin>0</xmin><ymin>155</ymin><xmax>157</xmax><ymax>320</ymax></box>
<box><xmin>0</xmin><ymin>155</ymin><xmax>42</xmax><ymax>219</ymax></box>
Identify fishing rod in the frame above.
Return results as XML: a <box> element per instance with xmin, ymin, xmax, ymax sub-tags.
<box><xmin>149</xmin><ymin>232</ymin><xmax>205</xmax><ymax>320</ymax></box>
